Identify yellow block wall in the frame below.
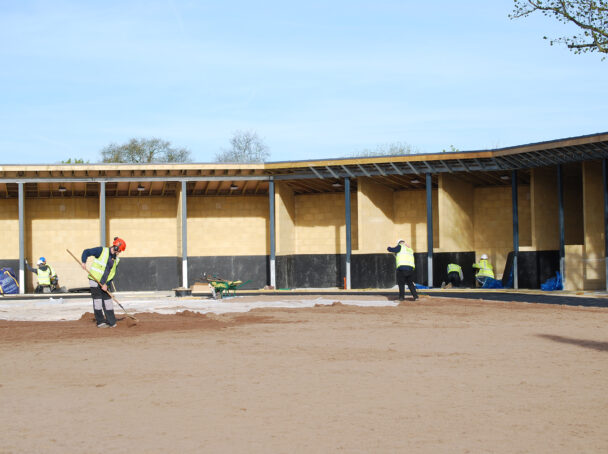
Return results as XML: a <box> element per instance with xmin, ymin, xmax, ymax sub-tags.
<box><xmin>472</xmin><ymin>185</ymin><xmax>532</xmax><ymax>279</ymax></box>
<box><xmin>563</xmin><ymin>165</ymin><xmax>584</xmax><ymax>245</ymax></box>
<box><xmin>531</xmin><ymin>167</ymin><xmax>559</xmax><ymax>250</ymax></box>
<box><xmin>0</xmin><ymin>199</ymin><xmax>19</xmax><ymax>259</ymax></box>
<box><xmin>187</xmin><ymin>196</ymin><xmax>269</xmax><ymax>256</ymax></box>
<box><xmin>357</xmin><ymin>178</ymin><xmax>394</xmax><ymax>253</ymax></box>
<box><xmin>276</xmin><ymin>182</ymin><xmax>296</xmax><ymax>255</ymax></box>
<box><xmin>294</xmin><ymin>192</ymin><xmax>358</xmax><ymax>254</ymax></box>
<box><xmin>439</xmin><ymin>175</ymin><xmax>474</xmax><ymax>252</ymax></box>
<box><xmin>106</xmin><ymin>197</ymin><xmax>179</xmax><ymax>258</ymax></box>
<box><xmin>26</xmin><ymin>198</ymin><xmax>99</xmax><ymax>292</ymax></box>
<box><xmin>393</xmin><ymin>189</ymin><xmax>439</xmax><ymax>252</ymax></box>
<box><xmin>582</xmin><ymin>161</ymin><xmax>606</xmax><ymax>289</ymax></box>
<box><xmin>564</xmin><ymin>244</ymin><xmax>584</xmax><ymax>291</ymax></box>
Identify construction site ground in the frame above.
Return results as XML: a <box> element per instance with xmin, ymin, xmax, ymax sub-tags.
<box><xmin>1</xmin><ymin>289</ymin><xmax>607</xmax><ymax>453</ymax></box>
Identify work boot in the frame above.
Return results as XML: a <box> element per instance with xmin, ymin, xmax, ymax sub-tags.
<box><xmin>93</xmin><ymin>309</ymin><xmax>105</xmax><ymax>325</ymax></box>
<box><xmin>104</xmin><ymin>309</ymin><xmax>117</xmax><ymax>327</ymax></box>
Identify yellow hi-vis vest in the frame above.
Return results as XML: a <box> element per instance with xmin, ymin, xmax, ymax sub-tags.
<box><xmin>88</xmin><ymin>247</ymin><xmax>120</xmax><ymax>283</ymax></box>
<box><xmin>474</xmin><ymin>259</ymin><xmax>494</xmax><ymax>278</ymax></box>
<box><xmin>396</xmin><ymin>245</ymin><xmax>415</xmax><ymax>269</ymax></box>
<box><xmin>36</xmin><ymin>267</ymin><xmax>52</xmax><ymax>285</ymax></box>
<box><xmin>447</xmin><ymin>263</ymin><xmax>462</xmax><ymax>274</ymax></box>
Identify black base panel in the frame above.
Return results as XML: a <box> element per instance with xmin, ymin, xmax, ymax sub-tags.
<box><xmin>112</xmin><ymin>257</ymin><xmax>182</xmax><ymax>291</ymax></box>
<box><xmin>502</xmin><ymin>251</ymin><xmax>560</xmax><ymax>288</ymax></box>
<box><xmin>188</xmin><ymin>255</ymin><xmax>268</xmax><ymax>290</ymax></box>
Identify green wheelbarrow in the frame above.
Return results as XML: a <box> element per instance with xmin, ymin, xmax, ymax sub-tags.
<box><xmin>203</xmin><ymin>273</ymin><xmax>251</xmax><ymax>299</ymax></box>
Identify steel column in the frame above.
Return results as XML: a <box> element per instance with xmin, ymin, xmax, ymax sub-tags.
<box><xmin>426</xmin><ymin>173</ymin><xmax>433</xmax><ymax>288</ymax></box>
<box><xmin>345</xmin><ymin>177</ymin><xmax>352</xmax><ymax>289</ymax></box>
<box><xmin>603</xmin><ymin>158</ymin><xmax>608</xmax><ymax>292</ymax></box>
<box><xmin>511</xmin><ymin>170</ymin><xmax>519</xmax><ymax>289</ymax></box>
<box><xmin>181</xmin><ymin>181</ymin><xmax>188</xmax><ymax>289</ymax></box>
<box><xmin>557</xmin><ymin>165</ymin><xmax>565</xmax><ymax>286</ymax></box>
<box><xmin>99</xmin><ymin>181</ymin><xmax>106</xmax><ymax>246</ymax></box>
<box><xmin>269</xmin><ymin>178</ymin><xmax>276</xmax><ymax>288</ymax></box>
<box><xmin>18</xmin><ymin>182</ymin><xmax>25</xmax><ymax>294</ymax></box>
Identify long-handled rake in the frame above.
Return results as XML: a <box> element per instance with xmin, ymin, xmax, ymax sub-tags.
<box><xmin>66</xmin><ymin>249</ymin><xmax>138</xmax><ymax>323</ymax></box>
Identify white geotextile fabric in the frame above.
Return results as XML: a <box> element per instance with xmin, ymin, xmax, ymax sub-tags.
<box><xmin>0</xmin><ymin>296</ymin><xmax>398</xmax><ymax>322</ymax></box>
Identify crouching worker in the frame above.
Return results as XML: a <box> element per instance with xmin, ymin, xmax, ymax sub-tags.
<box><xmin>472</xmin><ymin>254</ymin><xmax>494</xmax><ymax>287</ymax></box>
<box><xmin>443</xmin><ymin>263</ymin><xmax>463</xmax><ymax>288</ymax></box>
<box><xmin>80</xmin><ymin>237</ymin><xmax>126</xmax><ymax>328</ymax></box>
<box><xmin>26</xmin><ymin>257</ymin><xmax>57</xmax><ymax>293</ymax></box>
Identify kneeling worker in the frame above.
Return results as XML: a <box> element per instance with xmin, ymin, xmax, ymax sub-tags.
<box><xmin>445</xmin><ymin>263</ymin><xmax>463</xmax><ymax>288</ymax></box>
<box><xmin>81</xmin><ymin>237</ymin><xmax>126</xmax><ymax>328</ymax></box>
<box><xmin>26</xmin><ymin>257</ymin><xmax>57</xmax><ymax>293</ymax></box>
<box><xmin>472</xmin><ymin>254</ymin><xmax>494</xmax><ymax>287</ymax></box>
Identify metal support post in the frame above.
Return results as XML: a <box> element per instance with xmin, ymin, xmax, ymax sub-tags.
<box><xmin>557</xmin><ymin>165</ymin><xmax>565</xmax><ymax>287</ymax></box>
<box><xmin>345</xmin><ymin>177</ymin><xmax>352</xmax><ymax>290</ymax></box>
<box><xmin>426</xmin><ymin>173</ymin><xmax>433</xmax><ymax>288</ymax></box>
<box><xmin>511</xmin><ymin>170</ymin><xmax>519</xmax><ymax>289</ymax></box>
<box><xmin>269</xmin><ymin>178</ymin><xmax>276</xmax><ymax>288</ymax></box>
<box><xmin>18</xmin><ymin>182</ymin><xmax>25</xmax><ymax>294</ymax></box>
<box><xmin>181</xmin><ymin>181</ymin><xmax>188</xmax><ymax>289</ymax></box>
<box><xmin>99</xmin><ymin>181</ymin><xmax>106</xmax><ymax>246</ymax></box>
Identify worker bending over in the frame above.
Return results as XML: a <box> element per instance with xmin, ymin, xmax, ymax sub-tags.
<box><xmin>81</xmin><ymin>237</ymin><xmax>126</xmax><ymax>328</ymax></box>
<box><xmin>25</xmin><ymin>257</ymin><xmax>57</xmax><ymax>293</ymax></box>
<box><xmin>472</xmin><ymin>254</ymin><xmax>494</xmax><ymax>287</ymax></box>
<box><xmin>387</xmin><ymin>239</ymin><xmax>419</xmax><ymax>301</ymax></box>
<box><xmin>443</xmin><ymin>263</ymin><xmax>463</xmax><ymax>288</ymax></box>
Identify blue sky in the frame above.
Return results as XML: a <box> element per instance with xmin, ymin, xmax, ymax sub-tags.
<box><xmin>0</xmin><ymin>0</ymin><xmax>606</xmax><ymax>164</ymax></box>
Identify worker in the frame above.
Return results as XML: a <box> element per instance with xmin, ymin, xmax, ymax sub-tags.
<box><xmin>472</xmin><ymin>253</ymin><xmax>494</xmax><ymax>287</ymax></box>
<box><xmin>25</xmin><ymin>257</ymin><xmax>58</xmax><ymax>293</ymax></box>
<box><xmin>80</xmin><ymin>237</ymin><xmax>126</xmax><ymax>328</ymax></box>
<box><xmin>387</xmin><ymin>239</ymin><xmax>419</xmax><ymax>302</ymax></box>
<box><xmin>443</xmin><ymin>263</ymin><xmax>463</xmax><ymax>288</ymax></box>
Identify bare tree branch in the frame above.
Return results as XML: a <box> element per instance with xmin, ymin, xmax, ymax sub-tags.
<box><xmin>510</xmin><ymin>0</ymin><xmax>608</xmax><ymax>57</ymax></box>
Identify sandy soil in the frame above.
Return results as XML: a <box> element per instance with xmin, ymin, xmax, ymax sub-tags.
<box><xmin>1</xmin><ymin>294</ymin><xmax>607</xmax><ymax>453</ymax></box>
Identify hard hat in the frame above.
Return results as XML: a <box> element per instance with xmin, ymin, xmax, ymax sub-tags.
<box><xmin>480</xmin><ymin>254</ymin><xmax>488</xmax><ymax>260</ymax></box>
<box><xmin>112</xmin><ymin>237</ymin><xmax>126</xmax><ymax>252</ymax></box>
<box><xmin>397</xmin><ymin>239</ymin><xmax>405</xmax><ymax>244</ymax></box>
<box><xmin>37</xmin><ymin>257</ymin><xmax>46</xmax><ymax>265</ymax></box>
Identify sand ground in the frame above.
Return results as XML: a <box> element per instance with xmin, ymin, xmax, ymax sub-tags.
<box><xmin>1</xmin><ymin>294</ymin><xmax>607</xmax><ymax>453</ymax></box>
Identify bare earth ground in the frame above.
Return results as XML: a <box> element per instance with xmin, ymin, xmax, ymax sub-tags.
<box><xmin>1</xmin><ymin>294</ymin><xmax>607</xmax><ymax>454</ymax></box>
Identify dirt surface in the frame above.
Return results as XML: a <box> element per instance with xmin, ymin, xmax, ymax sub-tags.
<box><xmin>1</xmin><ymin>295</ymin><xmax>607</xmax><ymax>453</ymax></box>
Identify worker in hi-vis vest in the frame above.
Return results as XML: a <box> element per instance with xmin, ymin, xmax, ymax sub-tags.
<box><xmin>25</xmin><ymin>257</ymin><xmax>58</xmax><ymax>293</ymax></box>
<box><xmin>472</xmin><ymin>254</ymin><xmax>494</xmax><ymax>287</ymax></box>
<box><xmin>80</xmin><ymin>237</ymin><xmax>126</xmax><ymax>328</ymax></box>
<box><xmin>387</xmin><ymin>239</ymin><xmax>419</xmax><ymax>301</ymax></box>
<box><xmin>443</xmin><ymin>263</ymin><xmax>463</xmax><ymax>288</ymax></box>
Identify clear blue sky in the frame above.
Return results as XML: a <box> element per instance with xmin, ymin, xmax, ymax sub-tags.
<box><xmin>1</xmin><ymin>0</ymin><xmax>606</xmax><ymax>164</ymax></box>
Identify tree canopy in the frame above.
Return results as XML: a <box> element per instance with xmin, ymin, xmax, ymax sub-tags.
<box><xmin>510</xmin><ymin>0</ymin><xmax>608</xmax><ymax>57</ymax></box>
<box><xmin>100</xmin><ymin>138</ymin><xmax>191</xmax><ymax>163</ymax></box>
<box><xmin>215</xmin><ymin>130</ymin><xmax>270</xmax><ymax>163</ymax></box>
<box><xmin>345</xmin><ymin>142</ymin><xmax>419</xmax><ymax>158</ymax></box>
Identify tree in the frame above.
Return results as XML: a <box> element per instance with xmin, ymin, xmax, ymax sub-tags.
<box><xmin>509</xmin><ymin>0</ymin><xmax>608</xmax><ymax>57</ymax></box>
<box><xmin>215</xmin><ymin>130</ymin><xmax>270</xmax><ymax>163</ymax></box>
<box><xmin>345</xmin><ymin>142</ymin><xmax>419</xmax><ymax>158</ymax></box>
<box><xmin>60</xmin><ymin>158</ymin><xmax>89</xmax><ymax>164</ymax></box>
<box><xmin>100</xmin><ymin>138</ymin><xmax>191</xmax><ymax>163</ymax></box>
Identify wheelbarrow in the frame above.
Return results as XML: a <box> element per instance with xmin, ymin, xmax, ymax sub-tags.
<box><xmin>202</xmin><ymin>273</ymin><xmax>251</xmax><ymax>299</ymax></box>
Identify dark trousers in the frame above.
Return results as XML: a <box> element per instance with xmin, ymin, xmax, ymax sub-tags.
<box><xmin>396</xmin><ymin>266</ymin><xmax>418</xmax><ymax>300</ymax></box>
<box><xmin>447</xmin><ymin>271</ymin><xmax>461</xmax><ymax>287</ymax></box>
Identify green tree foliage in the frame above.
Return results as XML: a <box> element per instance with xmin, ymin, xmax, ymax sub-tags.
<box><xmin>441</xmin><ymin>145</ymin><xmax>460</xmax><ymax>153</ymax></box>
<box><xmin>510</xmin><ymin>0</ymin><xmax>608</xmax><ymax>57</ymax></box>
<box><xmin>60</xmin><ymin>158</ymin><xmax>89</xmax><ymax>164</ymax></box>
<box><xmin>215</xmin><ymin>130</ymin><xmax>270</xmax><ymax>163</ymax></box>
<box><xmin>100</xmin><ymin>138</ymin><xmax>191</xmax><ymax>163</ymax></box>
<box><xmin>346</xmin><ymin>142</ymin><xmax>419</xmax><ymax>158</ymax></box>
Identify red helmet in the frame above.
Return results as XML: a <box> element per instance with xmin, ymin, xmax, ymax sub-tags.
<box><xmin>113</xmin><ymin>237</ymin><xmax>126</xmax><ymax>252</ymax></box>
